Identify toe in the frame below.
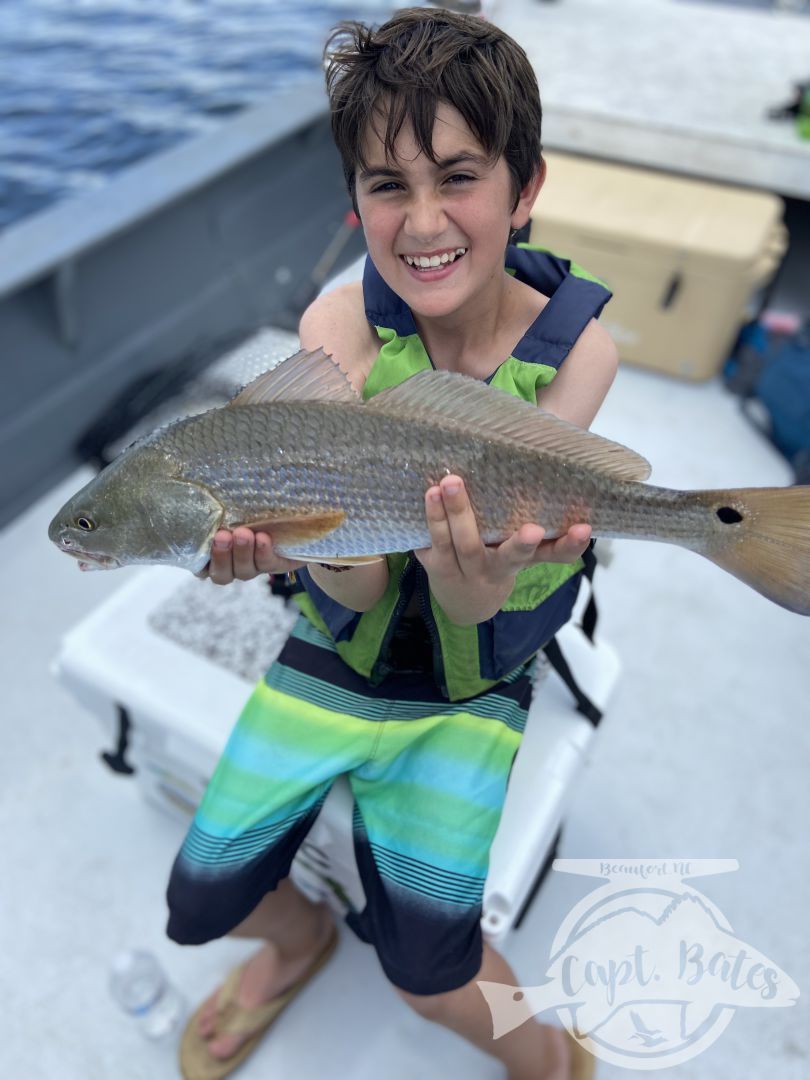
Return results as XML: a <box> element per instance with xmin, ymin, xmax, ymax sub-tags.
<box><xmin>206</xmin><ymin>1032</ymin><xmax>245</xmax><ymax>1061</ymax></box>
<box><xmin>196</xmin><ymin>992</ymin><xmax>220</xmax><ymax>1038</ymax></box>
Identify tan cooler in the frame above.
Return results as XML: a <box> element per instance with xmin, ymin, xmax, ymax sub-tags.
<box><xmin>530</xmin><ymin>152</ymin><xmax>787</xmax><ymax>380</ymax></box>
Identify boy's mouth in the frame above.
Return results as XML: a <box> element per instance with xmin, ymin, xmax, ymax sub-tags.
<box><xmin>400</xmin><ymin>247</ymin><xmax>467</xmax><ymax>272</ymax></box>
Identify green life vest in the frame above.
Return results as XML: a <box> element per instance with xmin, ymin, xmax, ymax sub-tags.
<box><xmin>292</xmin><ymin>244</ymin><xmax>612</xmax><ymax>701</ymax></box>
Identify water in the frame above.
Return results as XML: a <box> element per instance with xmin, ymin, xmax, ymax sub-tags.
<box><xmin>0</xmin><ymin>0</ymin><xmax>394</xmax><ymax>231</ymax></box>
<box><xmin>109</xmin><ymin>949</ymin><xmax>187</xmax><ymax>1041</ymax></box>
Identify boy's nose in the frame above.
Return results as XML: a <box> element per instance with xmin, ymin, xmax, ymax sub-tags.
<box><xmin>404</xmin><ymin>193</ymin><xmax>447</xmax><ymax>243</ymax></box>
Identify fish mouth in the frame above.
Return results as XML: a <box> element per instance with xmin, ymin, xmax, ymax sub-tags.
<box><xmin>64</xmin><ymin>548</ymin><xmax>120</xmax><ymax>571</ymax></box>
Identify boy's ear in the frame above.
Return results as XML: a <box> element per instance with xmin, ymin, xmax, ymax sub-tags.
<box><xmin>511</xmin><ymin>159</ymin><xmax>547</xmax><ymax>230</ymax></box>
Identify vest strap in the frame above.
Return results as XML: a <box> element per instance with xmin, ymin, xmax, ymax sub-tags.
<box><xmin>580</xmin><ymin>541</ymin><xmax>598</xmax><ymax>643</ymax></box>
<box><xmin>507</xmin><ymin>246</ymin><xmax>612</xmax><ymax>369</ymax></box>
<box><xmin>541</xmin><ymin>540</ymin><xmax>601</xmax><ymax>726</ymax></box>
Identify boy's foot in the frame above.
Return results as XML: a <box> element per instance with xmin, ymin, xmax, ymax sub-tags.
<box><xmin>556</xmin><ymin>1027</ymin><xmax>596</xmax><ymax>1080</ymax></box>
<box><xmin>195</xmin><ymin>911</ymin><xmax>336</xmax><ymax>1062</ymax></box>
<box><xmin>507</xmin><ymin>1025</ymin><xmax>594</xmax><ymax>1080</ymax></box>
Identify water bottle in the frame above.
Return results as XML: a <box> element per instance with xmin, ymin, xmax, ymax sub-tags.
<box><xmin>109</xmin><ymin>949</ymin><xmax>187</xmax><ymax>1041</ymax></box>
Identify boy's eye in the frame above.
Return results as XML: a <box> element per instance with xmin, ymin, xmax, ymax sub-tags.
<box><xmin>368</xmin><ymin>174</ymin><xmax>475</xmax><ymax>194</ymax></box>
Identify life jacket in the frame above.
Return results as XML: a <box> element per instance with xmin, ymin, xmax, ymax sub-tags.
<box><xmin>291</xmin><ymin>244</ymin><xmax>612</xmax><ymax>701</ymax></box>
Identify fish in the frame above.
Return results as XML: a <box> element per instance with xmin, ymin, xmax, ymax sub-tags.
<box><xmin>48</xmin><ymin>346</ymin><xmax>810</xmax><ymax>615</ymax></box>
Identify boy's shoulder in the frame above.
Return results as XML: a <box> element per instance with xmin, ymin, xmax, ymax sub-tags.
<box><xmin>299</xmin><ymin>281</ymin><xmax>380</xmax><ymax>393</ymax></box>
<box><xmin>536</xmin><ymin>314</ymin><xmax>619</xmax><ymax>428</ymax></box>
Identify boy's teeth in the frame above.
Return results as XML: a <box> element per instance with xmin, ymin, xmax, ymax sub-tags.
<box><xmin>404</xmin><ymin>247</ymin><xmax>467</xmax><ymax>269</ymax></box>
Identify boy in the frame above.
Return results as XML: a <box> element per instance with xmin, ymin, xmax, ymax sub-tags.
<box><xmin>167</xmin><ymin>9</ymin><xmax>618</xmax><ymax>1080</ymax></box>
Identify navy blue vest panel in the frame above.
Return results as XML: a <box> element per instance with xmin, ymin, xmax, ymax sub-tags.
<box><xmin>362</xmin><ymin>256</ymin><xmax>420</xmax><ymax>339</ymax></box>
<box><xmin>476</xmin><ymin>572</ymin><xmax>583</xmax><ymax>682</ymax></box>
<box><xmin>296</xmin><ymin>569</ymin><xmax>363</xmax><ymax>644</ymax></box>
<box><xmin>505</xmin><ymin>246</ymin><xmax>613</xmax><ymax>368</ymax></box>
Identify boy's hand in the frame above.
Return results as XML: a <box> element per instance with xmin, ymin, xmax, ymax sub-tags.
<box><xmin>413</xmin><ymin>476</ymin><xmax>591</xmax><ymax>624</ymax></box>
<box><xmin>197</xmin><ymin>527</ymin><xmax>305</xmax><ymax>586</ymax></box>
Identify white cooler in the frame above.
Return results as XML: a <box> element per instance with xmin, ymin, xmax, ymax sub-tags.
<box><xmin>53</xmin><ymin>567</ymin><xmax>620</xmax><ymax>944</ymax></box>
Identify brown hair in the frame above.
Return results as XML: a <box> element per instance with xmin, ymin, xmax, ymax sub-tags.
<box><xmin>324</xmin><ymin>7</ymin><xmax>543</xmax><ymax>212</ymax></box>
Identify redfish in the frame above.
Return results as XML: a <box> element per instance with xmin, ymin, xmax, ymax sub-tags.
<box><xmin>48</xmin><ymin>347</ymin><xmax>810</xmax><ymax>614</ymax></box>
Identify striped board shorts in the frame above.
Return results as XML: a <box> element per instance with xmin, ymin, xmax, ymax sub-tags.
<box><xmin>166</xmin><ymin>614</ymin><xmax>534</xmax><ymax>995</ymax></box>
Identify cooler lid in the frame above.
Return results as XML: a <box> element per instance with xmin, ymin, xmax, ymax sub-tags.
<box><xmin>536</xmin><ymin>152</ymin><xmax>784</xmax><ymax>267</ymax></box>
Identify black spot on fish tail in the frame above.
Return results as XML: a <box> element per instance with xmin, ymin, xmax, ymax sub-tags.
<box><xmin>716</xmin><ymin>506</ymin><xmax>744</xmax><ymax>524</ymax></box>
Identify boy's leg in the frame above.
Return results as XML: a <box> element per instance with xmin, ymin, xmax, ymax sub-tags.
<box><xmin>395</xmin><ymin>940</ymin><xmax>571</xmax><ymax>1080</ymax></box>
<box><xmin>347</xmin><ymin>668</ymin><xmax>575</xmax><ymax>1077</ymax></box>
<box><xmin>167</xmin><ymin>624</ymin><xmax>379</xmax><ymax>1063</ymax></box>
<box><xmin>167</xmin><ymin>618</ymin><xmax>379</xmax><ymax>947</ymax></box>
<box><xmin>196</xmin><ymin>877</ymin><xmax>336</xmax><ymax>1062</ymax></box>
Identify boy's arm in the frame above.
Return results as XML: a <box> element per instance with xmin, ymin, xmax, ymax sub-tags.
<box><xmin>535</xmin><ymin>318</ymin><xmax>619</xmax><ymax>427</ymax></box>
<box><xmin>415</xmin><ymin>324</ymin><xmax>619</xmax><ymax>625</ymax></box>
<box><xmin>203</xmin><ymin>283</ymin><xmax>388</xmax><ymax>603</ymax></box>
<box><xmin>306</xmin><ymin>560</ymin><xmax>389</xmax><ymax>611</ymax></box>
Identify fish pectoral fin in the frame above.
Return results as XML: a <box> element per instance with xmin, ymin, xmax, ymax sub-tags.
<box><xmin>366</xmin><ymin>369</ymin><xmax>652</xmax><ymax>482</ymax></box>
<box><xmin>231</xmin><ymin>509</ymin><xmax>346</xmax><ymax>545</ymax></box>
<box><xmin>313</xmin><ymin>554</ymin><xmax>385</xmax><ymax>566</ymax></box>
<box><xmin>228</xmin><ymin>347</ymin><xmax>361</xmax><ymax>407</ymax></box>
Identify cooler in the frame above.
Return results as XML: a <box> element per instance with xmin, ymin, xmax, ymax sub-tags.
<box><xmin>530</xmin><ymin>151</ymin><xmax>787</xmax><ymax>380</ymax></box>
<box><xmin>52</xmin><ymin>566</ymin><xmax>621</xmax><ymax>945</ymax></box>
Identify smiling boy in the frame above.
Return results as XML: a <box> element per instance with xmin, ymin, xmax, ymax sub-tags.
<box><xmin>168</xmin><ymin>10</ymin><xmax>617</xmax><ymax>1080</ymax></box>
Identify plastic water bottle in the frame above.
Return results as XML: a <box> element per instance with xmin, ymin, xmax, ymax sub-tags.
<box><xmin>109</xmin><ymin>950</ymin><xmax>186</xmax><ymax>1041</ymax></box>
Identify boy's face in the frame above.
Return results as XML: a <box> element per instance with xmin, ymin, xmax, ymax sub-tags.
<box><xmin>354</xmin><ymin>102</ymin><xmax>543</xmax><ymax>321</ymax></box>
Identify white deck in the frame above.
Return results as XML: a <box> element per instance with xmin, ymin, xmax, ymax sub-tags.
<box><xmin>4</xmin><ymin>352</ymin><xmax>808</xmax><ymax>1079</ymax></box>
<box><xmin>500</xmin><ymin>0</ymin><xmax>810</xmax><ymax>199</ymax></box>
<box><xmin>4</xmin><ymin>0</ymin><xmax>810</xmax><ymax>1076</ymax></box>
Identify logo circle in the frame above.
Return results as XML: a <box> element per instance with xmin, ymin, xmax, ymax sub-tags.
<box><xmin>548</xmin><ymin>883</ymin><xmax>735</xmax><ymax>1070</ymax></box>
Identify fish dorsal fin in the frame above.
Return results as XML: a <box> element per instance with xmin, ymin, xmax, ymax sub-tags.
<box><xmin>228</xmin><ymin>347</ymin><xmax>361</xmax><ymax>407</ymax></box>
<box><xmin>366</xmin><ymin>370</ymin><xmax>651</xmax><ymax>482</ymax></box>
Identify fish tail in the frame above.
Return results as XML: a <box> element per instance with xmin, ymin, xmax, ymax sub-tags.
<box><xmin>695</xmin><ymin>486</ymin><xmax>810</xmax><ymax>615</ymax></box>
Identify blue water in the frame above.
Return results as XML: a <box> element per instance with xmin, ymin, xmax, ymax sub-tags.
<box><xmin>0</xmin><ymin>0</ymin><xmax>393</xmax><ymax>231</ymax></box>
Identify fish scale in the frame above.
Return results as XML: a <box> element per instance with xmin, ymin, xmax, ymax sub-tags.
<box><xmin>48</xmin><ymin>349</ymin><xmax>810</xmax><ymax>614</ymax></box>
<box><xmin>161</xmin><ymin>402</ymin><xmax>710</xmax><ymax>556</ymax></box>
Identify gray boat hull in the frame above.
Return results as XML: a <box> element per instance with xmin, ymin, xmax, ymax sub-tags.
<box><xmin>0</xmin><ymin>81</ymin><xmax>366</xmax><ymax>526</ymax></box>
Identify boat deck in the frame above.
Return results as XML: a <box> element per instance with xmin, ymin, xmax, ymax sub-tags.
<box><xmin>4</xmin><ymin>0</ymin><xmax>810</xmax><ymax>1075</ymax></box>
<box><xmin>504</xmin><ymin>0</ymin><xmax>810</xmax><ymax>200</ymax></box>
<box><xmin>4</xmin><ymin>317</ymin><xmax>808</xmax><ymax>1078</ymax></box>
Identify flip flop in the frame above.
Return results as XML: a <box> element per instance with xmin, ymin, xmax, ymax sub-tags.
<box><xmin>565</xmin><ymin>1030</ymin><xmax>597</xmax><ymax>1080</ymax></box>
<box><xmin>179</xmin><ymin>927</ymin><xmax>339</xmax><ymax>1080</ymax></box>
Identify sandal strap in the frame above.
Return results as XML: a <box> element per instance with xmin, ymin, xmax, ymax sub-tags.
<box><xmin>215</xmin><ymin>963</ymin><xmax>245</xmax><ymax>1014</ymax></box>
<box><xmin>215</xmin><ymin>989</ymin><xmax>294</xmax><ymax>1037</ymax></box>
<box><xmin>211</xmin><ymin>930</ymin><xmax>338</xmax><ymax>1039</ymax></box>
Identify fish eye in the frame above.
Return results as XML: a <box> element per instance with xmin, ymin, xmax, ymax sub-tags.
<box><xmin>76</xmin><ymin>515</ymin><xmax>96</xmax><ymax>531</ymax></box>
